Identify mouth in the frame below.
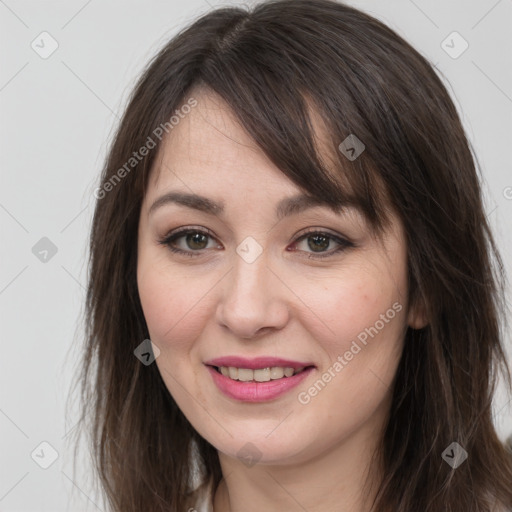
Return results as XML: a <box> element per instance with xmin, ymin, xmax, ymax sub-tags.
<box><xmin>205</xmin><ymin>363</ymin><xmax>316</xmax><ymax>402</ymax></box>
<box><xmin>208</xmin><ymin>365</ymin><xmax>315</xmax><ymax>382</ymax></box>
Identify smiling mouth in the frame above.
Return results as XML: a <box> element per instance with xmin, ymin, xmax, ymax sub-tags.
<box><xmin>210</xmin><ymin>365</ymin><xmax>315</xmax><ymax>382</ymax></box>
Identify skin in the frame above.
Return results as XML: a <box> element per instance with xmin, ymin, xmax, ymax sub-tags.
<box><xmin>137</xmin><ymin>88</ymin><xmax>427</xmax><ymax>512</ymax></box>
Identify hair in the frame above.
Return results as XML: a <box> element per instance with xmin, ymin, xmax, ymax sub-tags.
<box><xmin>72</xmin><ymin>0</ymin><xmax>512</xmax><ymax>510</ymax></box>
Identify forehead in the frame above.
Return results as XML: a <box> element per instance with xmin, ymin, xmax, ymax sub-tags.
<box><xmin>147</xmin><ymin>90</ymin><xmax>305</xmax><ymax>198</ymax></box>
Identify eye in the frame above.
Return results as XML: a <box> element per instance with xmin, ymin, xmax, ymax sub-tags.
<box><xmin>158</xmin><ymin>227</ymin><xmax>221</xmax><ymax>257</ymax></box>
<box><xmin>288</xmin><ymin>229</ymin><xmax>353</xmax><ymax>259</ymax></box>
<box><xmin>158</xmin><ymin>227</ymin><xmax>354</xmax><ymax>260</ymax></box>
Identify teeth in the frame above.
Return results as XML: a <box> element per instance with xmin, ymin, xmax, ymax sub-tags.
<box><xmin>270</xmin><ymin>367</ymin><xmax>284</xmax><ymax>379</ymax></box>
<box><xmin>217</xmin><ymin>366</ymin><xmax>306</xmax><ymax>382</ymax></box>
<box><xmin>254</xmin><ymin>367</ymin><xmax>270</xmax><ymax>382</ymax></box>
<box><xmin>238</xmin><ymin>368</ymin><xmax>253</xmax><ymax>382</ymax></box>
<box><xmin>283</xmin><ymin>367</ymin><xmax>294</xmax><ymax>377</ymax></box>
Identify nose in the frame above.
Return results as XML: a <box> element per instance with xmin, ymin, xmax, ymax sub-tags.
<box><xmin>215</xmin><ymin>249</ymin><xmax>290</xmax><ymax>340</ymax></box>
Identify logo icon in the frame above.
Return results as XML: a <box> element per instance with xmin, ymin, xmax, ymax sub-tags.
<box><xmin>236</xmin><ymin>442</ymin><xmax>263</xmax><ymax>467</ymax></box>
<box><xmin>134</xmin><ymin>339</ymin><xmax>161</xmax><ymax>365</ymax></box>
<box><xmin>236</xmin><ymin>236</ymin><xmax>263</xmax><ymax>264</ymax></box>
<box><xmin>31</xmin><ymin>32</ymin><xmax>59</xmax><ymax>59</ymax></box>
<box><xmin>32</xmin><ymin>237</ymin><xmax>58</xmax><ymax>263</ymax></box>
<box><xmin>338</xmin><ymin>134</ymin><xmax>365</xmax><ymax>161</ymax></box>
<box><xmin>31</xmin><ymin>441</ymin><xmax>59</xmax><ymax>469</ymax></box>
<box><xmin>441</xmin><ymin>441</ymin><xmax>468</xmax><ymax>469</ymax></box>
<box><xmin>441</xmin><ymin>32</ymin><xmax>469</xmax><ymax>59</ymax></box>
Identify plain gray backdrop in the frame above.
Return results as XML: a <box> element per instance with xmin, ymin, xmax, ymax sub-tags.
<box><xmin>1</xmin><ymin>0</ymin><xmax>511</xmax><ymax>510</ymax></box>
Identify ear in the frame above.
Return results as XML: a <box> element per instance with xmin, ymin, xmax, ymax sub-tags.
<box><xmin>407</xmin><ymin>297</ymin><xmax>428</xmax><ymax>329</ymax></box>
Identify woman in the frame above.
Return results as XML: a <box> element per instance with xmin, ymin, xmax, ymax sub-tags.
<box><xmin>76</xmin><ymin>0</ymin><xmax>512</xmax><ymax>510</ymax></box>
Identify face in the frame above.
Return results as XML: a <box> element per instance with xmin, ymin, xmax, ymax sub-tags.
<box><xmin>137</xmin><ymin>89</ymin><xmax>423</xmax><ymax>466</ymax></box>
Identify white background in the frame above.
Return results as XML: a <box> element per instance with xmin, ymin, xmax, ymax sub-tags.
<box><xmin>1</xmin><ymin>0</ymin><xmax>511</xmax><ymax>510</ymax></box>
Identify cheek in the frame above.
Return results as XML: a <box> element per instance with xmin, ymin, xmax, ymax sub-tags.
<box><xmin>295</xmin><ymin>261</ymin><xmax>406</xmax><ymax>356</ymax></box>
<box><xmin>291</xmin><ymin>261</ymin><xmax>407</xmax><ymax>414</ymax></box>
<box><xmin>136</xmin><ymin>257</ymin><xmax>214</xmax><ymax>350</ymax></box>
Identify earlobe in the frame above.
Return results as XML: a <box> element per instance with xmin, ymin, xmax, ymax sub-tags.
<box><xmin>407</xmin><ymin>299</ymin><xmax>429</xmax><ymax>329</ymax></box>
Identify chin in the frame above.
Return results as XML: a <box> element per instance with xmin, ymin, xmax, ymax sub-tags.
<box><xmin>208</xmin><ymin>425</ymin><xmax>317</xmax><ymax>466</ymax></box>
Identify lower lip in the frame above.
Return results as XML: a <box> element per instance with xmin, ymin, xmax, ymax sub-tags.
<box><xmin>206</xmin><ymin>365</ymin><xmax>315</xmax><ymax>402</ymax></box>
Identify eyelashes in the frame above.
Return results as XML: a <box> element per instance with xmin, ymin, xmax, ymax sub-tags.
<box><xmin>157</xmin><ymin>226</ymin><xmax>354</xmax><ymax>260</ymax></box>
<box><xmin>158</xmin><ymin>227</ymin><xmax>220</xmax><ymax>257</ymax></box>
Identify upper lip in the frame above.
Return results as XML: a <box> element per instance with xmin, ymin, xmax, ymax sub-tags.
<box><xmin>204</xmin><ymin>356</ymin><xmax>315</xmax><ymax>370</ymax></box>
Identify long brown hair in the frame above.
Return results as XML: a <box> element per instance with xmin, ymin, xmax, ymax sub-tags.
<box><xmin>71</xmin><ymin>0</ymin><xmax>512</xmax><ymax>510</ymax></box>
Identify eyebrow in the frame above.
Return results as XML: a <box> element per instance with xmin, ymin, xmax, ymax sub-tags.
<box><xmin>147</xmin><ymin>191</ymin><xmax>347</xmax><ymax>221</ymax></box>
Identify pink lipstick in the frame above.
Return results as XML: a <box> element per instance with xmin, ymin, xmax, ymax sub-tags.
<box><xmin>204</xmin><ymin>356</ymin><xmax>315</xmax><ymax>402</ymax></box>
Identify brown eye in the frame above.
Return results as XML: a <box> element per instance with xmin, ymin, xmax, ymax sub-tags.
<box><xmin>290</xmin><ymin>231</ymin><xmax>353</xmax><ymax>259</ymax></box>
<box><xmin>184</xmin><ymin>232</ymin><xmax>209</xmax><ymax>250</ymax></box>
<box><xmin>158</xmin><ymin>228</ymin><xmax>221</xmax><ymax>257</ymax></box>
<box><xmin>306</xmin><ymin>234</ymin><xmax>330</xmax><ymax>252</ymax></box>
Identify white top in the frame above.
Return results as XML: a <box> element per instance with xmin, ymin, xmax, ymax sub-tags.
<box><xmin>191</xmin><ymin>480</ymin><xmax>214</xmax><ymax>512</ymax></box>
<box><xmin>188</xmin><ymin>440</ymin><xmax>215</xmax><ymax>512</ymax></box>
<box><xmin>187</xmin><ymin>477</ymin><xmax>512</xmax><ymax>512</ymax></box>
